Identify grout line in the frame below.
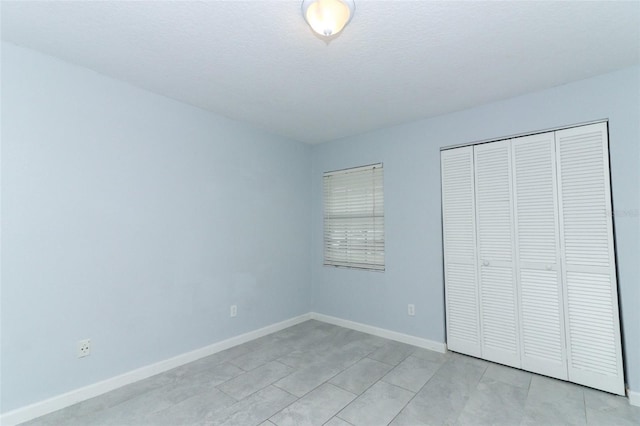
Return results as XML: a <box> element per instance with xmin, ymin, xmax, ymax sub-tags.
<box><xmin>216</xmin><ymin>386</ymin><xmax>240</xmax><ymax>403</ymax></box>
<box><xmin>330</xmin><ymin>343</ymin><xmax>445</xmax><ymax>424</ymax></box>
<box><xmin>214</xmin><ymin>362</ymin><xmax>296</xmax><ymax>403</ymax></box>
<box><xmin>449</xmin><ymin>357</ymin><xmax>488</xmax><ymax>426</ymax></box>
<box><xmin>379</xmin><ymin>378</ymin><xmax>423</xmax><ymax>395</ymax></box>
<box><xmin>333</xmin><ymin>358</ymin><xmax>409</xmax><ymax>422</ymax></box>
<box><xmin>363</xmin><ymin>355</ymin><xmax>396</xmax><ymax>368</ymax></box>
<box><xmin>523</xmin><ymin>370</ymin><xmax>533</xmax><ymax>411</ymax></box>
<box><xmin>269</xmin><ymin>340</ymin><xmax>378</xmax><ymax>425</ymax></box>
<box><xmin>583</xmin><ymin>388</ymin><xmax>589</xmax><ymax>423</ymax></box>
<box><xmin>333</xmin><ymin>415</ymin><xmax>356</xmax><ymax>426</ymax></box>
<box><xmin>327</xmin><ymin>381</ymin><xmax>361</xmax><ymax>398</ymax></box>
<box><xmin>386</xmin><ymin>357</ymin><xmax>450</xmax><ymax>425</ymax></box>
<box><xmin>270</xmin><ymin>383</ymin><xmax>300</xmax><ymax>400</ymax></box>
<box><xmin>267</xmin><ymin>383</ymin><xmax>301</xmax><ymax>425</ymax></box>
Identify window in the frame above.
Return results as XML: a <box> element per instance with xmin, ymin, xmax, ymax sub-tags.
<box><xmin>323</xmin><ymin>163</ymin><xmax>384</xmax><ymax>270</ymax></box>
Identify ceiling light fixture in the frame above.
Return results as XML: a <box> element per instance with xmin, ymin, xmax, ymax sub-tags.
<box><xmin>302</xmin><ymin>0</ymin><xmax>355</xmax><ymax>37</ymax></box>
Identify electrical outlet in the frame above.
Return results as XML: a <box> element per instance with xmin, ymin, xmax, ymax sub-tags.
<box><xmin>230</xmin><ymin>305</ymin><xmax>237</xmax><ymax>318</ymax></box>
<box><xmin>408</xmin><ymin>304</ymin><xmax>415</xmax><ymax>316</ymax></box>
<box><xmin>77</xmin><ymin>339</ymin><xmax>91</xmax><ymax>358</ymax></box>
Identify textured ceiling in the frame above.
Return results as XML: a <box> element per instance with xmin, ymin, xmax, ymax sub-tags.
<box><xmin>2</xmin><ymin>1</ymin><xmax>639</xmax><ymax>144</ymax></box>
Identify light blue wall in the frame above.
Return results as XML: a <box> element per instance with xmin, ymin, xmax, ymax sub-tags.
<box><xmin>311</xmin><ymin>66</ymin><xmax>640</xmax><ymax>392</ymax></box>
<box><xmin>2</xmin><ymin>40</ymin><xmax>639</xmax><ymax>414</ymax></box>
<box><xmin>0</xmin><ymin>43</ymin><xmax>312</xmax><ymax>412</ymax></box>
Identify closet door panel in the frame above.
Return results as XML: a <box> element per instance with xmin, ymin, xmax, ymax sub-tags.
<box><xmin>512</xmin><ymin>133</ymin><xmax>567</xmax><ymax>380</ymax></box>
<box><xmin>478</xmin><ymin>264</ymin><xmax>518</xmax><ymax>363</ymax></box>
<box><xmin>474</xmin><ymin>141</ymin><xmax>520</xmax><ymax>367</ymax></box>
<box><xmin>519</xmin><ymin>270</ymin><xmax>564</xmax><ymax>368</ymax></box>
<box><xmin>556</xmin><ymin>122</ymin><xmax>625</xmax><ymax>395</ymax></box>
<box><xmin>441</xmin><ymin>147</ymin><xmax>481</xmax><ymax>357</ymax></box>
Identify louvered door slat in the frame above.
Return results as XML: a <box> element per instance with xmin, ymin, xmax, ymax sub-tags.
<box><xmin>442</xmin><ymin>147</ymin><xmax>481</xmax><ymax>357</ymax></box>
<box><xmin>474</xmin><ymin>141</ymin><xmax>520</xmax><ymax>367</ymax></box>
<box><xmin>511</xmin><ymin>133</ymin><xmax>567</xmax><ymax>379</ymax></box>
<box><xmin>556</xmin><ymin>122</ymin><xmax>625</xmax><ymax>395</ymax></box>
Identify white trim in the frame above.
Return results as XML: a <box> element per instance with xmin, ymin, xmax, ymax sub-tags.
<box><xmin>0</xmin><ymin>313</ymin><xmax>312</xmax><ymax>426</ymax></box>
<box><xmin>628</xmin><ymin>389</ymin><xmax>640</xmax><ymax>407</ymax></box>
<box><xmin>310</xmin><ymin>312</ymin><xmax>447</xmax><ymax>353</ymax></box>
<box><xmin>440</xmin><ymin>119</ymin><xmax>608</xmax><ymax>151</ymax></box>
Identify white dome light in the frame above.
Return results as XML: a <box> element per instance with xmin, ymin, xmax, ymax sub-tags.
<box><xmin>302</xmin><ymin>0</ymin><xmax>355</xmax><ymax>37</ymax></box>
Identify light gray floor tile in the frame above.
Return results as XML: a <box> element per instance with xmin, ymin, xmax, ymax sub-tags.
<box><xmin>273</xmin><ymin>320</ymin><xmax>335</xmax><ymax>340</ymax></box>
<box><xmin>91</xmin><ymin>378</ymin><xmax>229</xmax><ymax>426</ymax></box>
<box><xmin>455</xmin><ymin>375</ymin><xmax>528</xmax><ymax>426</ymax></box>
<box><xmin>390</xmin><ymin>356</ymin><xmax>486</xmax><ymax>426</ymax></box>
<box><xmin>310</xmin><ymin>329</ymin><xmax>383</xmax><ymax>357</ymax></box>
<box><xmin>521</xmin><ymin>375</ymin><xmax>586</xmax><ymax>426</ymax></box>
<box><xmin>165</xmin><ymin>361</ymin><xmax>245</xmax><ymax>397</ymax></box>
<box><xmin>317</xmin><ymin>327</ymin><xmax>370</xmax><ymax>346</ymax></box>
<box><xmin>165</xmin><ymin>352</ymin><xmax>230</xmax><ymax>378</ymax></box>
<box><xmin>322</xmin><ymin>339</ymin><xmax>378</xmax><ymax>370</ymax></box>
<box><xmin>20</xmin><ymin>370</ymin><xmax>175</xmax><ymax>425</ymax></box>
<box><xmin>433</xmin><ymin>354</ymin><xmax>488</xmax><ymax>390</ymax></box>
<box><xmin>62</xmin><ymin>386</ymin><xmax>179</xmax><ymax>426</ymax></box>
<box><xmin>229</xmin><ymin>337</ymin><xmax>297</xmax><ymax>371</ymax></box>
<box><xmin>329</xmin><ymin>357</ymin><xmax>393</xmax><ymax>395</ymax></box>
<box><xmin>20</xmin><ymin>321</ymin><xmax>638</xmax><ymax>426</ymax></box>
<box><xmin>447</xmin><ymin>351</ymin><xmax>491</xmax><ymax>369</ymax></box>
<box><xmin>481</xmin><ymin>362</ymin><xmax>532</xmax><ymax>389</ymax></box>
<box><xmin>19</xmin><ymin>412</ymin><xmax>88</xmax><ymax>426</ymax></box>
<box><xmin>584</xmin><ymin>387</ymin><xmax>640</xmax><ymax>426</ymax></box>
<box><xmin>338</xmin><ymin>381</ymin><xmax>414</xmax><ymax>426</ymax></box>
<box><xmin>367</xmin><ymin>341</ymin><xmax>416</xmax><ymax>366</ymax></box>
<box><xmin>209</xmin><ymin>385</ymin><xmax>297</xmax><ymax>426</ymax></box>
<box><xmin>217</xmin><ymin>360</ymin><xmax>293</xmax><ymax>400</ymax></box>
<box><xmin>137</xmin><ymin>388</ymin><xmax>236</xmax><ymax>425</ymax></box>
<box><xmin>411</xmin><ymin>347</ymin><xmax>450</xmax><ymax>363</ymax></box>
<box><xmin>230</xmin><ymin>326</ymin><xmax>335</xmax><ymax>371</ymax></box>
<box><xmin>278</xmin><ymin>323</ymin><xmax>343</xmax><ymax>350</ymax></box>
<box><xmin>324</xmin><ymin>417</ymin><xmax>354</xmax><ymax>426</ymax></box>
<box><xmin>381</xmin><ymin>355</ymin><xmax>444</xmax><ymax>392</ymax></box>
<box><xmin>278</xmin><ymin>336</ymin><xmax>376</xmax><ymax>371</ymax></box>
<box><xmin>212</xmin><ymin>337</ymin><xmax>266</xmax><ymax>364</ymax></box>
<box><xmin>278</xmin><ymin>350</ymin><xmax>327</xmax><ymax>369</ymax></box>
<box><xmin>273</xmin><ymin>360</ymin><xmax>344</xmax><ymax>397</ymax></box>
<box><xmin>270</xmin><ymin>383</ymin><xmax>356</xmax><ymax>426</ymax></box>
<box><xmin>17</xmin><ymin>404</ymin><xmax>102</xmax><ymax>426</ymax></box>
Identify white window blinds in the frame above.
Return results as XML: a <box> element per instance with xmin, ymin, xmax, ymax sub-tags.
<box><xmin>323</xmin><ymin>163</ymin><xmax>384</xmax><ymax>271</ymax></box>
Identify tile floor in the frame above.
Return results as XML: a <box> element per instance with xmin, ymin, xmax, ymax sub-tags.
<box><xmin>22</xmin><ymin>320</ymin><xmax>640</xmax><ymax>426</ymax></box>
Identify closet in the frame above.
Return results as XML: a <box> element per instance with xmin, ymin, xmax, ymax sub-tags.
<box><xmin>441</xmin><ymin>122</ymin><xmax>625</xmax><ymax>395</ymax></box>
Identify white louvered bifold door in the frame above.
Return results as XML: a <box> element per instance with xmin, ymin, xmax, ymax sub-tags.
<box><xmin>441</xmin><ymin>147</ymin><xmax>481</xmax><ymax>357</ymax></box>
<box><xmin>511</xmin><ymin>133</ymin><xmax>568</xmax><ymax>380</ymax></box>
<box><xmin>474</xmin><ymin>141</ymin><xmax>520</xmax><ymax>368</ymax></box>
<box><xmin>556</xmin><ymin>123</ymin><xmax>625</xmax><ymax>395</ymax></box>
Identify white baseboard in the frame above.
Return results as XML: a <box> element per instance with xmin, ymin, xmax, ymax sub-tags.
<box><xmin>0</xmin><ymin>313</ymin><xmax>312</xmax><ymax>426</ymax></box>
<box><xmin>310</xmin><ymin>312</ymin><xmax>447</xmax><ymax>353</ymax></box>
<box><xmin>628</xmin><ymin>389</ymin><xmax>640</xmax><ymax>407</ymax></box>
